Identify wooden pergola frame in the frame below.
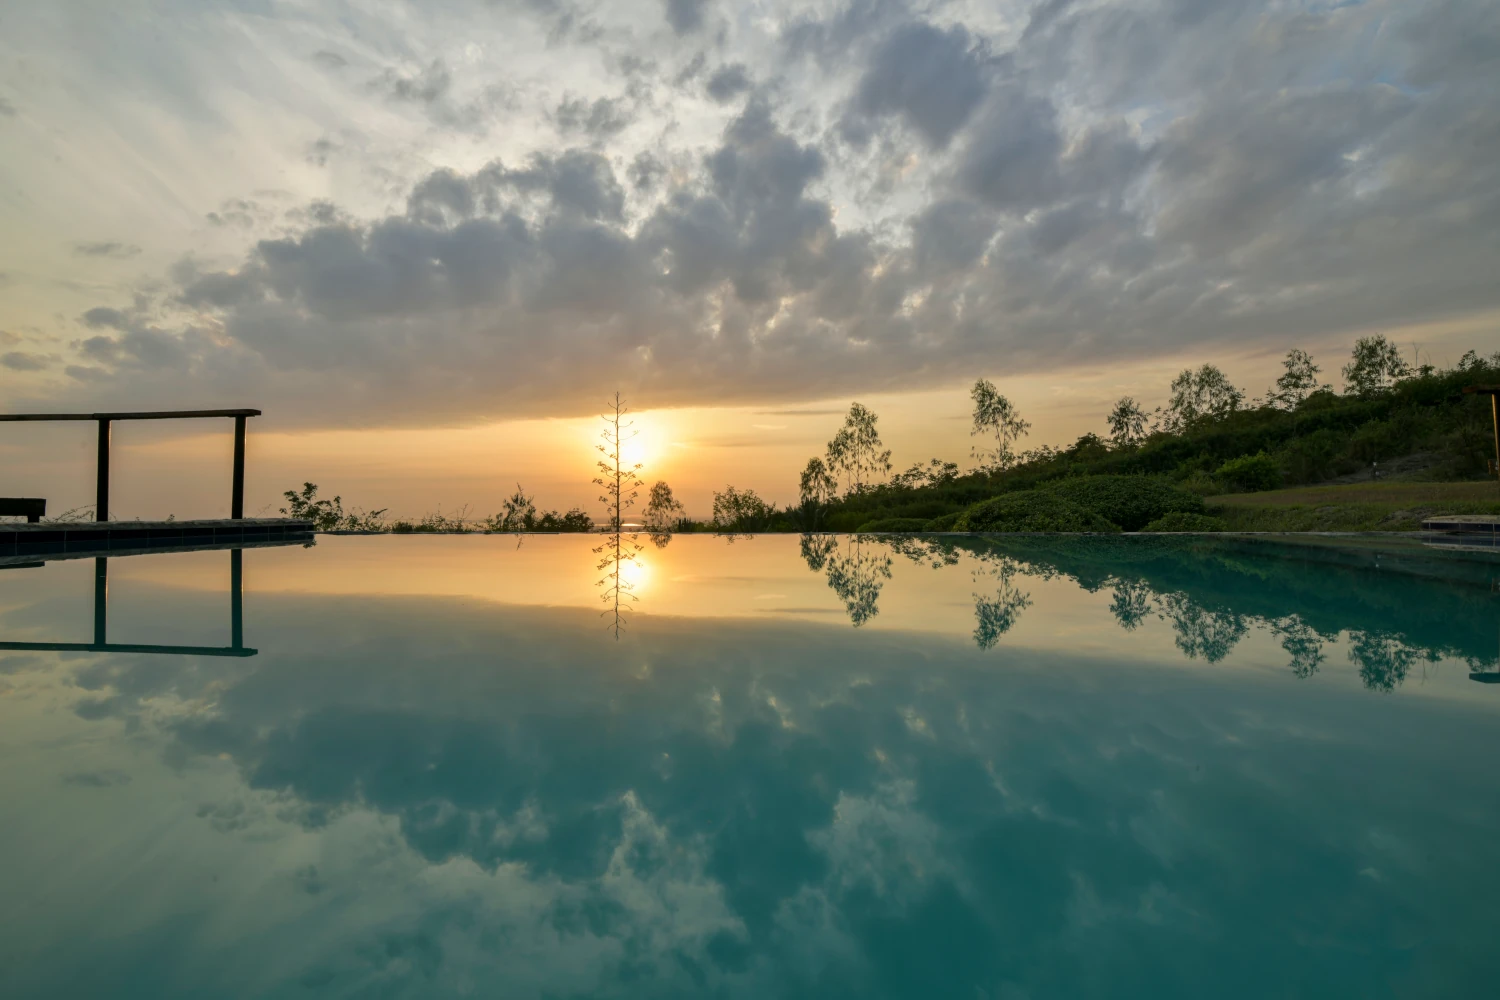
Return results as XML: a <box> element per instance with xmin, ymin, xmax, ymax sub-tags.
<box><xmin>0</xmin><ymin>550</ymin><xmax>253</xmax><ymax>657</ymax></box>
<box><xmin>0</xmin><ymin>409</ymin><xmax>260</xmax><ymax>521</ymax></box>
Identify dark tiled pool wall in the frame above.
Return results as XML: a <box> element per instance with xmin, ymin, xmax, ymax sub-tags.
<box><xmin>0</xmin><ymin>519</ymin><xmax>314</xmax><ymax>558</ymax></box>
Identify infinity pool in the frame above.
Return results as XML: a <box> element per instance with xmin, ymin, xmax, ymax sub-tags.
<box><xmin>2</xmin><ymin>533</ymin><xmax>1497</xmax><ymax>998</ymax></box>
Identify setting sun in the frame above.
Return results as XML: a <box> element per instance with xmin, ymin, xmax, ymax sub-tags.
<box><xmin>619</xmin><ymin>415</ymin><xmax>666</xmax><ymax>473</ymax></box>
<box><xmin>618</xmin><ymin>553</ymin><xmax>651</xmax><ymax>594</ymax></box>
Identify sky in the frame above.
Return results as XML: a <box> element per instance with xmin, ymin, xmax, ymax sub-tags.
<box><xmin>1</xmin><ymin>0</ymin><xmax>1498</xmax><ymax>519</ymax></box>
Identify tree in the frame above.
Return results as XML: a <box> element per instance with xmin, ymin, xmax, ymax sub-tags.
<box><xmin>797</xmin><ymin>456</ymin><xmax>838</xmax><ymax>529</ymax></box>
<box><xmin>712</xmin><ymin>485</ymin><xmax>773</xmax><ymax>532</ymax></box>
<box><xmin>825</xmin><ymin>402</ymin><xmax>892</xmax><ymax>493</ymax></box>
<box><xmin>799</xmin><ymin>457</ymin><xmax>837</xmax><ymax>506</ymax></box>
<box><xmin>1106</xmin><ymin>397</ymin><xmax>1147</xmax><ymax>449</ymax></box>
<box><xmin>1163</xmin><ymin>364</ymin><xmax>1244</xmax><ymax>431</ymax></box>
<box><xmin>891</xmin><ymin>458</ymin><xmax>960</xmax><ymax>490</ymax></box>
<box><xmin>593</xmin><ymin>392</ymin><xmax>644</xmax><ymax>530</ymax></box>
<box><xmin>970</xmin><ymin>379</ymin><xmax>1031</xmax><ymax>470</ymax></box>
<box><xmin>1267</xmin><ymin>349</ymin><xmax>1328</xmax><ymax>409</ymax></box>
<box><xmin>644</xmin><ymin>481</ymin><xmax>685</xmax><ymax>531</ymax></box>
<box><xmin>1342</xmin><ymin>335</ymin><xmax>1410</xmax><ymax>396</ymax></box>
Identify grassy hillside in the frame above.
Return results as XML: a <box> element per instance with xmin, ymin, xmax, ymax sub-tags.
<box><xmin>1208</xmin><ymin>481</ymin><xmax>1500</xmax><ymax>532</ymax></box>
<box><xmin>806</xmin><ymin>351</ymin><xmax>1500</xmax><ymax>533</ymax></box>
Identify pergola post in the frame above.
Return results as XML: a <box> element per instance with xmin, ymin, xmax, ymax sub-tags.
<box><xmin>95</xmin><ymin>418</ymin><xmax>111</xmax><ymax>522</ymax></box>
<box><xmin>232</xmin><ymin>414</ymin><xmax>247</xmax><ymax>519</ymax></box>
<box><xmin>230</xmin><ymin>548</ymin><xmax>243</xmax><ymax>650</ymax></box>
<box><xmin>93</xmin><ymin>557</ymin><xmax>108</xmax><ymax>645</ymax></box>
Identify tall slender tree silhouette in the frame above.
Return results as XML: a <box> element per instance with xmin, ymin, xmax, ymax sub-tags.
<box><xmin>594</xmin><ymin>392</ymin><xmax>644</xmax><ymax>531</ymax></box>
<box><xmin>592</xmin><ymin>392</ymin><xmax>646</xmax><ymax>638</ymax></box>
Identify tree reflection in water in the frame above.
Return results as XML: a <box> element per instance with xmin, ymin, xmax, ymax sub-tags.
<box><xmin>814</xmin><ymin>533</ymin><xmax>1500</xmax><ymax>692</ymax></box>
<box><xmin>800</xmin><ymin>535</ymin><xmax>892</xmax><ymax>627</ymax></box>
<box><xmin>1159</xmin><ymin>593</ymin><xmax>1248</xmax><ymax>663</ymax></box>
<box><xmin>594</xmin><ymin>531</ymin><xmax>644</xmax><ymax>638</ymax></box>
<box><xmin>971</xmin><ymin>557</ymin><xmax>1032</xmax><ymax>650</ymax></box>
<box><xmin>1272</xmin><ymin>618</ymin><xmax>1326</xmax><ymax>678</ymax></box>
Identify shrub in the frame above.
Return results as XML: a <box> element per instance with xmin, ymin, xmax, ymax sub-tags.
<box><xmin>1142</xmin><ymin>511</ymin><xmax>1229</xmax><ymax>532</ymax></box>
<box><xmin>538</xmin><ymin>508</ymin><xmax>595</xmax><ymax>532</ymax></box>
<box><xmin>1215</xmin><ymin>452</ymin><xmax>1282</xmax><ymax>493</ymax></box>
<box><xmin>925</xmin><ymin>512</ymin><xmax>962</xmax><ymax>531</ymax></box>
<box><xmin>955</xmin><ymin>490</ymin><xmax>1120</xmax><ymax>532</ymax></box>
<box><xmin>280</xmin><ymin>482</ymin><xmax>387</xmax><ymax>531</ymax></box>
<box><xmin>1040</xmin><ymin>476</ymin><xmax>1205</xmax><ymax>531</ymax></box>
<box><xmin>855</xmin><ymin>517</ymin><xmax>931</xmax><ymax>533</ymax></box>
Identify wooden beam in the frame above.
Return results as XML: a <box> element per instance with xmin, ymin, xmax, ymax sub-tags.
<box><xmin>0</xmin><ymin>409</ymin><xmax>261</xmax><ymax>421</ymax></box>
<box><xmin>0</xmin><ymin>641</ymin><xmax>257</xmax><ymax>657</ymax></box>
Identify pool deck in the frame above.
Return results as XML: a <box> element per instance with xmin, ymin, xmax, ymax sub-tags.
<box><xmin>0</xmin><ymin>518</ymin><xmax>314</xmax><ymax>565</ymax></box>
<box><xmin>1422</xmin><ymin>515</ymin><xmax>1500</xmax><ymax>534</ymax></box>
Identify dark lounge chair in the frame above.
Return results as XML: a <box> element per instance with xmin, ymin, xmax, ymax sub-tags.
<box><xmin>0</xmin><ymin>498</ymin><xmax>46</xmax><ymax>523</ymax></box>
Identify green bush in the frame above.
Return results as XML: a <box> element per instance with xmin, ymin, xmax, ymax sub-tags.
<box><xmin>956</xmin><ymin>491</ymin><xmax>1120</xmax><ymax>533</ymax></box>
<box><xmin>1142</xmin><ymin>511</ymin><xmax>1229</xmax><ymax>532</ymax></box>
<box><xmin>925</xmin><ymin>512</ymin><xmax>962</xmax><ymax>531</ymax></box>
<box><xmin>1040</xmin><ymin>476</ymin><xmax>1205</xmax><ymax>531</ymax></box>
<box><xmin>855</xmin><ymin>517</ymin><xmax>931</xmax><ymax>533</ymax></box>
<box><xmin>1275</xmin><ymin>429</ymin><xmax>1342</xmax><ymax>484</ymax></box>
<box><xmin>1177</xmin><ymin>470</ymin><xmax>1225</xmax><ymax>496</ymax></box>
<box><xmin>1215</xmin><ymin>452</ymin><xmax>1282</xmax><ymax>493</ymax></box>
<box><xmin>824</xmin><ymin>510</ymin><xmax>872</xmax><ymax>532</ymax></box>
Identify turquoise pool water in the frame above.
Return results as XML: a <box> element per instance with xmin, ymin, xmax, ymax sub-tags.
<box><xmin>2</xmin><ymin>533</ymin><xmax>1498</xmax><ymax>998</ymax></box>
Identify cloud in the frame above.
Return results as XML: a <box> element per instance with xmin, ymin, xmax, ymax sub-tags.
<box><xmin>71</xmin><ymin>241</ymin><xmax>142</xmax><ymax>259</ymax></box>
<box><xmin>705</xmin><ymin>64</ymin><xmax>752</xmax><ymax>103</ymax></box>
<box><xmin>311</xmin><ymin>49</ymin><xmax>347</xmax><ymax>70</ymax></box>
<box><xmin>844</xmin><ymin>21</ymin><xmax>990</xmax><ymax>149</ymax></box>
<box><xmin>206</xmin><ymin>197</ymin><xmax>273</xmax><ymax>229</ymax></box>
<box><xmin>2</xmin><ymin>351</ymin><xmax>49</xmax><ymax>371</ymax></box>
<box><xmin>10</xmin><ymin>0</ymin><xmax>1498</xmax><ymax>429</ymax></box>
<box><xmin>81</xmin><ymin>307</ymin><xmax>128</xmax><ymax>329</ymax></box>
<box><xmin>554</xmin><ymin>95</ymin><xmax>633</xmax><ymax>141</ymax></box>
<box><xmin>375</xmin><ymin>58</ymin><xmax>452</xmax><ymax>105</ymax></box>
<box><xmin>627</xmin><ymin>150</ymin><xmax>666</xmax><ymax>192</ymax></box>
<box><xmin>305</xmin><ymin>136</ymin><xmax>339</xmax><ymax>167</ymax></box>
<box><xmin>0</xmin><ymin>96</ymin><xmax>16</xmax><ymax>118</ymax></box>
<box><xmin>663</xmin><ymin>0</ymin><xmax>710</xmax><ymax>36</ymax></box>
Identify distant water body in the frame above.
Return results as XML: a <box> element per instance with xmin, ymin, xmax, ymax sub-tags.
<box><xmin>1</xmin><ymin>533</ymin><xmax>1497</xmax><ymax>998</ymax></box>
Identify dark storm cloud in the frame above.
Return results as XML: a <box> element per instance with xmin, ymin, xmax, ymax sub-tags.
<box><xmin>25</xmin><ymin>0</ymin><xmax>1500</xmax><ymax>427</ymax></box>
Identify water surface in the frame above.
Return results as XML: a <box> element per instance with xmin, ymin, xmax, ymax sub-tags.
<box><xmin>2</xmin><ymin>533</ymin><xmax>1497</xmax><ymax>998</ymax></box>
